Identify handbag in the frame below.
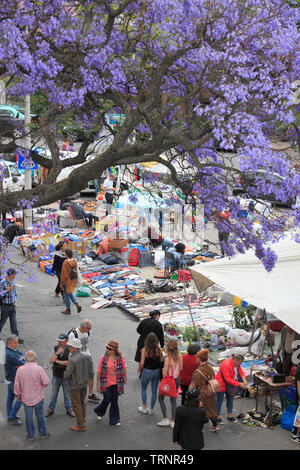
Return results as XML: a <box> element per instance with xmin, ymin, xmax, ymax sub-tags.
<box><xmin>220</xmin><ymin>370</ymin><xmax>242</xmax><ymax>398</ymax></box>
<box><xmin>196</xmin><ymin>369</ymin><xmax>220</xmax><ymax>397</ymax></box>
<box><xmin>158</xmin><ymin>366</ymin><xmax>177</xmax><ymax>399</ymax></box>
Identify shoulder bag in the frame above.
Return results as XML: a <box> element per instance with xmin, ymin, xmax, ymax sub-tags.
<box><xmin>220</xmin><ymin>370</ymin><xmax>242</xmax><ymax>397</ymax></box>
<box><xmin>196</xmin><ymin>368</ymin><xmax>220</xmax><ymax>397</ymax></box>
<box><xmin>158</xmin><ymin>364</ymin><xmax>177</xmax><ymax>399</ymax></box>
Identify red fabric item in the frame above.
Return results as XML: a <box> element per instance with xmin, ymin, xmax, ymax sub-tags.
<box><xmin>179</xmin><ymin>270</ymin><xmax>192</xmax><ymax>282</ymax></box>
<box><xmin>180</xmin><ymin>355</ymin><xmax>199</xmax><ymax>386</ymax></box>
<box><xmin>215</xmin><ymin>358</ymin><xmax>245</xmax><ymax>392</ymax></box>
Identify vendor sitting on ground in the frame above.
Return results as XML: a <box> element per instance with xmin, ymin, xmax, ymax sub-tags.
<box><xmin>142</xmin><ymin>225</ymin><xmax>174</xmax><ymax>251</ymax></box>
<box><xmin>165</xmin><ymin>243</ymin><xmax>187</xmax><ymax>269</ymax></box>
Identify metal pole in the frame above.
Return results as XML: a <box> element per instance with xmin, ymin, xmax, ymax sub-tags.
<box><xmin>23</xmin><ymin>94</ymin><xmax>32</xmax><ymax>230</ymax></box>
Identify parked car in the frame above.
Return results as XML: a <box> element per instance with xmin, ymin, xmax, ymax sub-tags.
<box><xmin>0</xmin><ymin>160</ymin><xmax>25</xmax><ymax>192</ymax></box>
<box><xmin>232</xmin><ymin>168</ymin><xmax>299</xmax><ymax>207</ymax></box>
<box><xmin>61</xmin><ymin>112</ymin><xmax>125</xmax><ymax>142</ymax></box>
<box><xmin>0</xmin><ymin>105</ymin><xmax>37</xmax><ymax>139</ymax></box>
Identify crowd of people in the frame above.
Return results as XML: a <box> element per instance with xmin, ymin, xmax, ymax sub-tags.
<box><xmin>2</xmin><ymin>265</ymin><xmax>300</xmax><ymax>448</ymax></box>
<box><xmin>2</xmin><ymin>298</ymin><xmax>254</xmax><ymax>450</ymax></box>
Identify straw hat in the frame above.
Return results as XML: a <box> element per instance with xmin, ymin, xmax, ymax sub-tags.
<box><xmin>106</xmin><ymin>340</ymin><xmax>119</xmax><ymax>351</ymax></box>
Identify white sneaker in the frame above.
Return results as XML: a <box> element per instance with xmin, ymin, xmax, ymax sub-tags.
<box><xmin>138</xmin><ymin>406</ymin><xmax>149</xmax><ymax>414</ymax></box>
<box><xmin>148</xmin><ymin>408</ymin><xmax>153</xmax><ymax>415</ymax></box>
<box><xmin>157</xmin><ymin>419</ymin><xmax>170</xmax><ymax>427</ymax></box>
<box><xmin>169</xmin><ymin>421</ymin><xmax>175</xmax><ymax>428</ymax></box>
<box><xmin>96</xmin><ymin>416</ymin><xmax>102</xmax><ymax>421</ymax></box>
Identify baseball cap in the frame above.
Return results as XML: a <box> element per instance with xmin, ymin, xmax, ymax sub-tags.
<box><xmin>7</xmin><ymin>268</ymin><xmax>17</xmax><ymax>276</ymax></box>
<box><xmin>56</xmin><ymin>333</ymin><xmax>68</xmax><ymax>341</ymax></box>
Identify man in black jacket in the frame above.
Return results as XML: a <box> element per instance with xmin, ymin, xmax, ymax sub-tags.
<box><xmin>3</xmin><ymin>221</ymin><xmax>25</xmax><ymax>244</ymax></box>
<box><xmin>45</xmin><ymin>333</ymin><xmax>75</xmax><ymax>418</ymax></box>
<box><xmin>173</xmin><ymin>388</ymin><xmax>209</xmax><ymax>450</ymax></box>
<box><xmin>134</xmin><ymin>310</ymin><xmax>164</xmax><ymax>363</ymax></box>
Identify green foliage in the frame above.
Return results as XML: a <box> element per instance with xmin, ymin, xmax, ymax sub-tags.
<box><xmin>232</xmin><ymin>305</ymin><xmax>256</xmax><ymax>331</ymax></box>
<box><xmin>182</xmin><ymin>326</ymin><xmax>204</xmax><ymax>343</ymax></box>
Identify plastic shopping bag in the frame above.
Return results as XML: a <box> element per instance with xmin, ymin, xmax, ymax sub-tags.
<box><xmin>293</xmin><ymin>405</ymin><xmax>300</xmax><ymax>428</ymax></box>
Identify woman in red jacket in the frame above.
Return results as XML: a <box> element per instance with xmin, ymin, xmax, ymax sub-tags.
<box><xmin>215</xmin><ymin>354</ymin><xmax>247</xmax><ymax>424</ymax></box>
<box><xmin>179</xmin><ymin>343</ymin><xmax>201</xmax><ymax>405</ymax></box>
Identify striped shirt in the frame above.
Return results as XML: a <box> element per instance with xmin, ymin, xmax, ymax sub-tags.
<box><xmin>0</xmin><ymin>278</ymin><xmax>17</xmax><ymax>304</ymax></box>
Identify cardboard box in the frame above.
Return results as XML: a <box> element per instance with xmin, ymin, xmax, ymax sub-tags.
<box><xmin>109</xmin><ymin>238</ymin><xmax>129</xmax><ymax>249</ymax></box>
<box><xmin>66</xmin><ymin>240</ymin><xmax>86</xmax><ymax>254</ymax></box>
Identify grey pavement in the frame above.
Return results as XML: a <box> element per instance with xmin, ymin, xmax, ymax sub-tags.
<box><xmin>0</xmin><ymin>248</ymin><xmax>298</xmax><ymax>451</ymax></box>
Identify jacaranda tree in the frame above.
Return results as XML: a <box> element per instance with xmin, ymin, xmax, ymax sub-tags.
<box><xmin>0</xmin><ymin>0</ymin><xmax>299</xmax><ymax>269</ymax></box>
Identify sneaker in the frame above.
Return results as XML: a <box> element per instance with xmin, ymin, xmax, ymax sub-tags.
<box><xmin>217</xmin><ymin>418</ymin><xmax>224</xmax><ymax>425</ymax></box>
<box><xmin>148</xmin><ymin>408</ymin><xmax>153</xmax><ymax>415</ymax></box>
<box><xmin>157</xmin><ymin>419</ymin><xmax>170</xmax><ymax>427</ymax></box>
<box><xmin>209</xmin><ymin>425</ymin><xmax>219</xmax><ymax>432</ymax></box>
<box><xmin>7</xmin><ymin>417</ymin><xmax>22</xmax><ymax>426</ymax></box>
<box><xmin>227</xmin><ymin>416</ymin><xmax>237</xmax><ymax>423</ymax></box>
<box><xmin>115</xmin><ymin>422</ymin><xmax>121</xmax><ymax>426</ymax></box>
<box><xmin>88</xmin><ymin>393</ymin><xmax>100</xmax><ymax>403</ymax></box>
<box><xmin>96</xmin><ymin>416</ymin><xmax>102</xmax><ymax>421</ymax></box>
<box><xmin>40</xmin><ymin>433</ymin><xmax>50</xmax><ymax>439</ymax></box>
<box><xmin>138</xmin><ymin>406</ymin><xmax>149</xmax><ymax>414</ymax></box>
<box><xmin>25</xmin><ymin>435</ymin><xmax>34</xmax><ymax>441</ymax></box>
<box><xmin>291</xmin><ymin>434</ymin><xmax>299</xmax><ymax>441</ymax></box>
<box><xmin>169</xmin><ymin>421</ymin><xmax>175</xmax><ymax>429</ymax></box>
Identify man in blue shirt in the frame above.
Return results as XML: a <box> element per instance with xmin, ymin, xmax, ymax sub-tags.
<box><xmin>5</xmin><ymin>334</ymin><xmax>25</xmax><ymax>425</ymax></box>
<box><xmin>0</xmin><ymin>268</ymin><xmax>24</xmax><ymax>344</ymax></box>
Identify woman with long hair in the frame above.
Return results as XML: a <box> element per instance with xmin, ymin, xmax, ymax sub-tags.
<box><xmin>157</xmin><ymin>339</ymin><xmax>183</xmax><ymax>429</ymax></box>
<box><xmin>190</xmin><ymin>349</ymin><xmax>219</xmax><ymax>432</ymax></box>
<box><xmin>138</xmin><ymin>332</ymin><xmax>164</xmax><ymax>415</ymax></box>
<box><xmin>94</xmin><ymin>340</ymin><xmax>127</xmax><ymax>426</ymax></box>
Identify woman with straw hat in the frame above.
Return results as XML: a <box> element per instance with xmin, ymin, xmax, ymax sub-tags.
<box><xmin>94</xmin><ymin>340</ymin><xmax>127</xmax><ymax>426</ymax></box>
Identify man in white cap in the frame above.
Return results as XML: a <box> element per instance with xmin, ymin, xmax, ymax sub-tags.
<box><xmin>64</xmin><ymin>337</ymin><xmax>94</xmax><ymax>432</ymax></box>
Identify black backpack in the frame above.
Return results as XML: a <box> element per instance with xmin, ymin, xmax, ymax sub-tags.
<box><xmin>68</xmin><ymin>328</ymin><xmax>90</xmax><ymax>338</ymax></box>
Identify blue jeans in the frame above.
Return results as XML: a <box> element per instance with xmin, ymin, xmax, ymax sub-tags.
<box><xmin>0</xmin><ymin>304</ymin><xmax>18</xmax><ymax>336</ymax></box>
<box><xmin>24</xmin><ymin>399</ymin><xmax>48</xmax><ymax>438</ymax></box>
<box><xmin>48</xmin><ymin>376</ymin><xmax>72</xmax><ymax>412</ymax></box>
<box><xmin>216</xmin><ymin>392</ymin><xmax>233</xmax><ymax>416</ymax></box>
<box><xmin>7</xmin><ymin>382</ymin><xmax>22</xmax><ymax>419</ymax></box>
<box><xmin>141</xmin><ymin>368</ymin><xmax>160</xmax><ymax>409</ymax></box>
<box><xmin>62</xmin><ymin>291</ymin><xmax>77</xmax><ymax>310</ymax></box>
<box><xmin>94</xmin><ymin>385</ymin><xmax>120</xmax><ymax>425</ymax></box>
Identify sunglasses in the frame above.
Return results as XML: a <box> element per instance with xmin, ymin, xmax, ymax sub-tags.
<box><xmin>106</xmin><ymin>347</ymin><xmax>114</xmax><ymax>351</ymax></box>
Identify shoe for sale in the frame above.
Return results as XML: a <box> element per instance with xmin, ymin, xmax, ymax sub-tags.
<box><xmin>45</xmin><ymin>410</ymin><xmax>54</xmax><ymax>418</ymax></box>
<box><xmin>138</xmin><ymin>406</ymin><xmax>149</xmax><ymax>414</ymax></box>
<box><xmin>157</xmin><ymin>419</ymin><xmax>170</xmax><ymax>427</ymax></box>
<box><xmin>88</xmin><ymin>393</ymin><xmax>100</xmax><ymax>403</ymax></box>
<box><xmin>66</xmin><ymin>410</ymin><xmax>75</xmax><ymax>417</ymax></box>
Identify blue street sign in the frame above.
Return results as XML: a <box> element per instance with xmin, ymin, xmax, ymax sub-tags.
<box><xmin>17</xmin><ymin>154</ymin><xmax>38</xmax><ymax>170</ymax></box>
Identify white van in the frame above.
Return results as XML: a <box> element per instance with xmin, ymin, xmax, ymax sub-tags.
<box><xmin>0</xmin><ymin>160</ymin><xmax>25</xmax><ymax>193</ymax></box>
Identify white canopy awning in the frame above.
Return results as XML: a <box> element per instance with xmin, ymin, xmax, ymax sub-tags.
<box><xmin>190</xmin><ymin>238</ymin><xmax>300</xmax><ymax>333</ymax></box>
